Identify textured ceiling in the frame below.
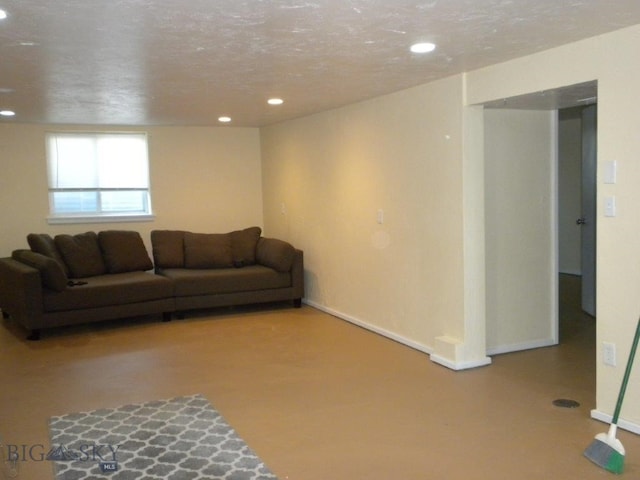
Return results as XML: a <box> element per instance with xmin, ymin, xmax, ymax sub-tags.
<box><xmin>0</xmin><ymin>1</ymin><xmax>638</xmax><ymax>126</ymax></box>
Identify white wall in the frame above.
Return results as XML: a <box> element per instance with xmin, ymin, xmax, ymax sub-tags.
<box><xmin>0</xmin><ymin>124</ymin><xmax>263</xmax><ymax>256</ymax></box>
<box><xmin>261</xmin><ymin>75</ymin><xmax>466</xmax><ymax>354</ymax></box>
<box><xmin>558</xmin><ymin>108</ymin><xmax>582</xmax><ymax>275</ymax></box>
<box><xmin>484</xmin><ymin>109</ymin><xmax>557</xmax><ymax>354</ymax></box>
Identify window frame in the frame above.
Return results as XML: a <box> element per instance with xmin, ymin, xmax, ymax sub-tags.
<box><xmin>45</xmin><ymin>131</ymin><xmax>155</xmax><ymax>225</ymax></box>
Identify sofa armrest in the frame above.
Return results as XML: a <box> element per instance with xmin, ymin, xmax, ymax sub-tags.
<box><xmin>0</xmin><ymin>257</ymin><xmax>45</xmax><ymax>329</ymax></box>
<box><xmin>291</xmin><ymin>249</ymin><xmax>304</xmax><ymax>300</ymax></box>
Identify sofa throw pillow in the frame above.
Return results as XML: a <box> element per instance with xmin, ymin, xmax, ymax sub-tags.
<box><xmin>12</xmin><ymin>249</ymin><xmax>68</xmax><ymax>292</ymax></box>
<box><xmin>98</xmin><ymin>230</ymin><xmax>153</xmax><ymax>273</ymax></box>
<box><xmin>27</xmin><ymin>233</ymin><xmax>70</xmax><ymax>276</ymax></box>
<box><xmin>150</xmin><ymin>230</ymin><xmax>186</xmax><ymax>268</ymax></box>
<box><xmin>184</xmin><ymin>232</ymin><xmax>234</xmax><ymax>269</ymax></box>
<box><xmin>256</xmin><ymin>237</ymin><xmax>296</xmax><ymax>273</ymax></box>
<box><xmin>55</xmin><ymin>232</ymin><xmax>107</xmax><ymax>278</ymax></box>
<box><xmin>230</xmin><ymin>226</ymin><xmax>262</xmax><ymax>267</ymax></box>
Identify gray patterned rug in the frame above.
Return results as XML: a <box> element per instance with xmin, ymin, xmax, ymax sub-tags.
<box><xmin>48</xmin><ymin>394</ymin><xmax>279</xmax><ymax>480</ymax></box>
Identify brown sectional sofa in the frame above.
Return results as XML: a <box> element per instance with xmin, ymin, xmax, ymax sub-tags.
<box><xmin>151</xmin><ymin>228</ymin><xmax>304</xmax><ymax>312</ymax></box>
<box><xmin>0</xmin><ymin>227</ymin><xmax>303</xmax><ymax>340</ymax></box>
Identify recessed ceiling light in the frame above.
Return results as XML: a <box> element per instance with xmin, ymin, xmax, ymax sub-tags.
<box><xmin>267</xmin><ymin>98</ymin><xmax>284</xmax><ymax>106</ymax></box>
<box><xmin>0</xmin><ymin>10</ymin><xmax>7</xmax><ymax>20</ymax></box>
<box><xmin>218</xmin><ymin>116</ymin><xmax>231</xmax><ymax>123</ymax></box>
<box><xmin>410</xmin><ymin>42</ymin><xmax>436</xmax><ymax>54</ymax></box>
<box><xmin>0</xmin><ymin>110</ymin><xmax>16</xmax><ymax>117</ymax></box>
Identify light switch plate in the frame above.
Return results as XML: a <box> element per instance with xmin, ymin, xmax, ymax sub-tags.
<box><xmin>603</xmin><ymin>342</ymin><xmax>616</xmax><ymax>366</ymax></box>
<box><xmin>603</xmin><ymin>161</ymin><xmax>617</xmax><ymax>184</ymax></box>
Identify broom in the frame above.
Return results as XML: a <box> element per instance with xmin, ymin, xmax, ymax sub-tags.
<box><xmin>584</xmin><ymin>316</ymin><xmax>640</xmax><ymax>474</ymax></box>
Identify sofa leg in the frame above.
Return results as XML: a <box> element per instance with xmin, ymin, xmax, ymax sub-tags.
<box><xmin>27</xmin><ymin>329</ymin><xmax>41</xmax><ymax>341</ymax></box>
<box><xmin>162</xmin><ymin>312</ymin><xmax>172</xmax><ymax>322</ymax></box>
<box><xmin>293</xmin><ymin>298</ymin><xmax>302</xmax><ymax>308</ymax></box>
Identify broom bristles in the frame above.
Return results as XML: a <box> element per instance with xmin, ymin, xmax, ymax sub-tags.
<box><xmin>584</xmin><ymin>437</ymin><xmax>625</xmax><ymax>474</ymax></box>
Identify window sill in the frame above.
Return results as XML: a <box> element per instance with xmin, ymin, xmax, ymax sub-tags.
<box><xmin>47</xmin><ymin>214</ymin><xmax>156</xmax><ymax>225</ymax></box>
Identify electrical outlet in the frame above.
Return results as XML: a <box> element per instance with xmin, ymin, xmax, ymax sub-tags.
<box><xmin>603</xmin><ymin>342</ymin><xmax>617</xmax><ymax>367</ymax></box>
<box><xmin>604</xmin><ymin>196</ymin><xmax>616</xmax><ymax>217</ymax></box>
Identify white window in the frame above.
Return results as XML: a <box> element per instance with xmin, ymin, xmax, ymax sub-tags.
<box><xmin>46</xmin><ymin>132</ymin><xmax>153</xmax><ymax>223</ymax></box>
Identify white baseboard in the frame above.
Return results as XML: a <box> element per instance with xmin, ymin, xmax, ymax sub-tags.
<box><xmin>303</xmin><ymin>299</ymin><xmax>433</xmax><ymax>355</ymax></box>
<box><xmin>590</xmin><ymin>410</ymin><xmax>640</xmax><ymax>436</ymax></box>
<box><xmin>430</xmin><ymin>353</ymin><xmax>492</xmax><ymax>371</ymax></box>
<box><xmin>302</xmin><ymin>301</ymin><xmax>550</xmax><ymax>368</ymax></box>
<box><xmin>486</xmin><ymin>338</ymin><xmax>557</xmax><ymax>356</ymax></box>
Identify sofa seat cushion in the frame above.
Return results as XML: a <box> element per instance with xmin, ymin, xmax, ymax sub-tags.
<box><xmin>43</xmin><ymin>272</ymin><xmax>173</xmax><ymax>312</ymax></box>
<box><xmin>159</xmin><ymin>266</ymin><xmax>290</xmax><ymax>297</ymax></box>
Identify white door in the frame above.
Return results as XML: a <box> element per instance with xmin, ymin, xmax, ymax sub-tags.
<box><xmin>579</xmin><ymin>104</ymin><xmax>597</xmax><ymax>317</ymax></box>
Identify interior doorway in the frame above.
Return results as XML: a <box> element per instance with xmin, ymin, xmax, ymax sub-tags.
<box><xmin>580</xmin><ymin>104</ymin><xmax>597</xmax><ymax>317</ymax></box>
<box><xmin>557</xmin><ymin>104</ymin><xmax>597</xmax><ymax>381</ymax></box>
<box><xmin>558</xmin><ymin>103</ymin><xmax>597</xmax><ymax>321</ymax></box>
<box><xmin>482</xmin><ymin>80</ymin><xmax>598</xmax><ymax>355</ymax></box>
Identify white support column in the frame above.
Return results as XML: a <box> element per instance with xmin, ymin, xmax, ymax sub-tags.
<box><xmin>430</xmin><ymin>92</ymin><xmax>491</xmax><ymax>370</ymax></box>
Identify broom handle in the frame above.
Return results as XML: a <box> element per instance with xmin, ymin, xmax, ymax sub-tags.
<box><xmin>612</xmin><ymin>317</ymin><xmax>640</xmax><ymax>425</ymax></box>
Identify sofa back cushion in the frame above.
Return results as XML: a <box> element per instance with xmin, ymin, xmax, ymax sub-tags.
<box><xmin>151</xmin><ymin>230</ymin><xmax>186</xmax><ymax>268</ymax></box>
<box><xmin>230</xmin><ymin>226</ymin><xmax>262</xmax><ymax>267</ymax></box>
<box><xmin>184</xmin><ymin>232</ymin><xmax>234</xmax><ymax>269</ymax></box>
<box><xmin>98</xmin><ymin>230</ymin><xmax>153</xmax><ymax>273</ymax></box>
<box><xmin>55</xmin><ymin>232</ymin><xmax>107</xmax><ymax>278</ymax></box>
<box><xmin>256</xmin><ymin>237</ymin><xmax>296</xmax><ymax>273</ymax></box>
<box><xmin>27</xmin><ymin>233</ymin><xmax>70</xmax><ymax>276</ymax></box>
<box><xmin>12</xmin><ymin>249</ymin><xmax>68</xmax><ymax>292</ymax></box>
